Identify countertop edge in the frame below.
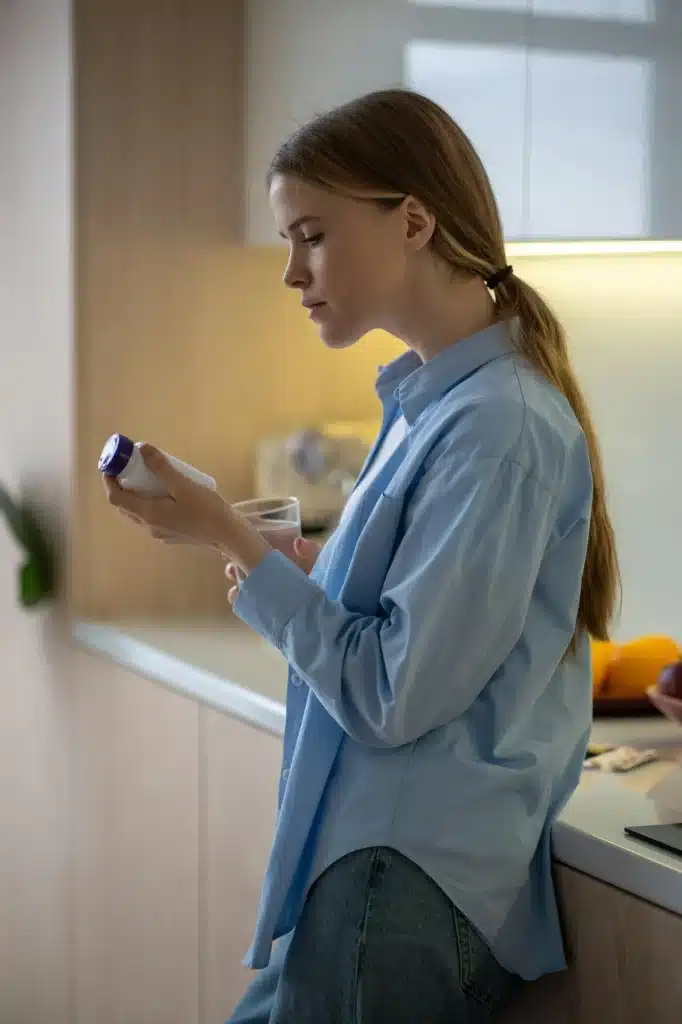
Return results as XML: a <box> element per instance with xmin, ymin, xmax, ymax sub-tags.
<box><xmin>552</xmin><ymin>820</ymin><xmax>682</xmax><ymax>916</ymax></box>
<box><xmin>71</xmin><ymin>620</ymin><xmax>286</xmax><ymax>738</ymax></box>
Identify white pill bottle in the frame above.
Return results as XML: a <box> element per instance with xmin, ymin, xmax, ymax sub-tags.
<box><xmin>98</xmin><ymin>433</ymin><xmax>216</xmax><ymax>496</ymax></box>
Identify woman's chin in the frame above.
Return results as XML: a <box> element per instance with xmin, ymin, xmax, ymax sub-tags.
<box><xmin>318</xmin><ymin>320</ymin><xmax>362</xmax><ymax>350</ymax></box>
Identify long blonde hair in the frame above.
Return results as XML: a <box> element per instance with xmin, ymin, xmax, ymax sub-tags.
<box><xmin>268</xmin><ymin>88</ymin><xmax>620</xmax><ymax>642</ymax></box>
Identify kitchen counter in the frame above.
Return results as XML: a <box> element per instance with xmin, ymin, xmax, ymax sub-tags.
<box><xmin>554</xmin><ymin>725</ymin><xmax>682</xmax><ymax>914</ymax></box>
<box><xmin>72</xmin><ymin>617</ymin><xmax>288</xmax><ymax>735</ymax></box>
<box><xmin>73</xmin><ymin>617</ymin><xmax>682</xmax><ymax>916</ymax></box>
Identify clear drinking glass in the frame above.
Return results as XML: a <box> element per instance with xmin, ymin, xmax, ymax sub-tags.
<box><xmin>231</xmin><ymin>496</ymin><xmax>301</xmax><ymax>578</ymax></box>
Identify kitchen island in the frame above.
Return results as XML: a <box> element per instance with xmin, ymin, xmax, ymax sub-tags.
<box><xmin>73</xmin><ymin>617</ymin><xmax>682</xmax><ymax>1023</ymax></box>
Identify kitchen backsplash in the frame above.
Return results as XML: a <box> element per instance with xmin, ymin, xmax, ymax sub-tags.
<box><xmin>76</xmin><ymin>247</ymin><xmax>681</xmax><ymax>632</ymax></box>
<box><xmin>519</xmin><ymin>253</ymin><xmax>682</xmax><ymax>643</ymax></box>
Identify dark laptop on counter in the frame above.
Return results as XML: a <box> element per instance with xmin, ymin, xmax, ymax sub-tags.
<box><xmin>624</xmin><ymin>823</ymin><xmax>682</xmax><ymax>857</ymax></box>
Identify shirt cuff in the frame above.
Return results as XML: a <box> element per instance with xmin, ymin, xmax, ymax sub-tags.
<box><xmin>232</xmin><ymin>549</ymin><xmax>319</xmax><ymax>649</ymax></box>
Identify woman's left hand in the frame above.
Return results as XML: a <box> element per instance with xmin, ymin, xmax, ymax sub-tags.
<box><xmin>103</xmin><ymin>444</ymin><xmax>272</xmax><ymax>573</ymax></box>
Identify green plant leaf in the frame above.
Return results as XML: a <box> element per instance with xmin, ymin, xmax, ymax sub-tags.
<box><xmin>20</xmin><ymin>560</ymin><xmax>45</xmax><ymax>607</ymax></box>
<box><xmin>0</xmin><ymin>482</ymin><xmax>29</xmax><ymax>550</ymax></box>
<box><xmin>18</xmin><ymin>502</ymin><xmax>53</xmax><ymax>569</ymax></box>
<box><xmin>18</xmin><ymin>505</ymin><xmax>56</xmax><ymax>604</ymax></box>
<box><xmin>1</xmin><ymin>483</ymin><xmax>57</xmax><ymax>608</ymax></box>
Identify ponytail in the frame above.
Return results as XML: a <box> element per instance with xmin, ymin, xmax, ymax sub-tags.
<box><xmin>495</xmin><ymin>274</ymin><xmax>621</xmax><ymax>643</ymax></box>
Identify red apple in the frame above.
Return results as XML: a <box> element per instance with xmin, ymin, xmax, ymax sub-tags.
<box><xmin>658</xmin><ymin>661</ymin><xmax>682</xmax><ymax>699</ymax></box>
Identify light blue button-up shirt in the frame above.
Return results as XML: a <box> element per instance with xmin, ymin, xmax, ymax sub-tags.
<box><xmin>234</xmin><ymin>320</ymin><xmax>593</xmax><ymax>980</ymax></box>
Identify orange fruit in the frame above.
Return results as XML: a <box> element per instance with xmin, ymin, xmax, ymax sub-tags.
<box><xmin>591</xmin><ymin>638</ymin><xmax>619</xmax><ymax>696</ymax></box>
<box><xmin>602</xmin><ymin>635</ymin><xmax>682</xmax><ymax>699</ymax></box>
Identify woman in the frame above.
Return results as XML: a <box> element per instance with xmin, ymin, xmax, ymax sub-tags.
<box><xmin>105</xmin><ymin>89</ymin><xmax>619</xmax><ymax>1022</ymax></box>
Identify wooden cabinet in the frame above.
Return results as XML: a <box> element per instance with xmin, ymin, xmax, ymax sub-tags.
<box><xmin>246</xmin><ymin>0</ymin><xmax>682</xmax><ymax>242</ymax></box>
<box><xmin>72</xmin><ymin>0</ymin><xmax>247</xmax><ymax>622</ymax></box>
<box><xmin>501</xmin><ymin>864</ymin><xmax>682</xmax><ymax>1024</ymax></box>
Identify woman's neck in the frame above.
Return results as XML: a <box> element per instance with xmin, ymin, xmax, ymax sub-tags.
<box><xmin>388</xmin><ymin>270</ymin><xmax>498</xmax><ymax>363</ymax></box>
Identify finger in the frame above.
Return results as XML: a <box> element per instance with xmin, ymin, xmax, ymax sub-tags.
<box><xmin>103</xmin><ymin>474</ymin><xmax>123</xmax><ymax>504</ymax></box>
<box><xmin>150</xmin><ymin>527</ymin><xmax>176</xmax><ymax>540</ymax></box>
<box><xmin>120</xmin><ymin>509</ymin><xmax>144</xmax><ymax>524</ymax></box>
<box><xmin>139</xmin><ymin>444</ymin><xmax>185</xmax><ymax>496</ymax></box>
<box><xmin>105</xmin><ymin>477</ymin><xmax>151</xmax><ymax>519</ymax></box>
<box><xmin>293</xmin><ymin>536</ymin><xmax>321</xmax><ymax>572</ymax></box>
<box><xmin>150</xmin><ymin>528</ymin><xmax>194</xmax><ymax>545</ymax></box>
<box><xmin>227</xmin><ymin>584</ymin><xmax>239</xmax><ymax>606</ymax></box>
<box><xmin>294</xmin><ymin>536</ymin><xmax>321</xmax><ymax>557</ymax></box>
<box><xmin>224</xmin><ymin>562</ymin><xmax>238</xmax><ymax>582</ymax></box>
<box><xmin>114</xmin><ymin>486</ymin><xmax>173</xmax><ymax>529</ymax></box>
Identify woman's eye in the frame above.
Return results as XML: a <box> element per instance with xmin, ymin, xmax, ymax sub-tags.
<box><xmin>302</xmin><ymin>233</ymin><xmax>323</xmax><ymax>247</ymax></box>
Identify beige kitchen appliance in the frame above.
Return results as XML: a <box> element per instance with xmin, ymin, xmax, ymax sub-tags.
<box><xmin>255</xmin><ymin>419</ymin><xmax>379</xmax><ymax>531</ymax></box>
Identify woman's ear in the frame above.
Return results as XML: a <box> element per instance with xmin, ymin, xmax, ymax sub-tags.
<box><xmin>401</xmin><ymin>195</ymin><xmax>436</xmax><ymax>251</ymax></box>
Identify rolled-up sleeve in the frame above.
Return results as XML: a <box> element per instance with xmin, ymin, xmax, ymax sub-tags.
<box><xmin>234</xmin><ymin>453</ymin><xmax>559</xmax><ymax>747</ymax></box>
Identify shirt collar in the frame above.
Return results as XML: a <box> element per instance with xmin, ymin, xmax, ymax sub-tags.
<box><xmin>375</xmin><ymin>319</ymin><xmax>515</xmax><ymax>425</ymax></box>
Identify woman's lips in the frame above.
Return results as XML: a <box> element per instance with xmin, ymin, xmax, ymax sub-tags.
<box><xmin>307</xmin><ymin>302</ymin><xmax>327</xmax><ymax>320</ymax></box>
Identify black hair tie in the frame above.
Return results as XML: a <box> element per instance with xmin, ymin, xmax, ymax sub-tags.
<box><xmin>485</xmin><ymin>264</ymin><xmax>513</xmax><ymax>290</ymax></box>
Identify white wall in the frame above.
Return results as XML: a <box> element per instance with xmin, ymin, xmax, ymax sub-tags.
<box><xmin>517</xmin><ymin>252</ymin><xmax>682</xmax><ymax>642</ymax></box>
<box><xmin>0</xmin><ymin>0</ymin><xmax>73</xmax><ymax>1019</ymax></box>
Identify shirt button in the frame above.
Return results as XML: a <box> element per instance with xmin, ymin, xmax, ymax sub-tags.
<box><xmin>291</xmin><ymin>673</ymin><xmax>302</xmax><ymax>687</ymax></box>
<box><xmin>282</xmin><ymin>767</ymin><xmax>290</xmax><ymax>782</ymax></box>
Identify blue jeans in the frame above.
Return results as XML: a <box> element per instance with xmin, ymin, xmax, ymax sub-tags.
<box><xmin>227</xmin><ymin>847</ymin><xmax>518</xmax><ymax>1023</ymax></box>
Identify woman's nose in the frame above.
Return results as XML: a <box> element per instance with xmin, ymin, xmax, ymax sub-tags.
<box><xmin>283</xmin><ymin>255</ymin><xmax>309</xmax><ymax>290</ymax></box>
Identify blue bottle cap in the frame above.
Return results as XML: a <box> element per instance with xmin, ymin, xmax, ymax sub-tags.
<box><xmin>98</xmin><ymin>433</ymin><xmax>135</xmax><ymax>477</ymax></box>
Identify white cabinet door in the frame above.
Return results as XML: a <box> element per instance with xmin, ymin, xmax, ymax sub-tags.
<box><xmin>201</xmin><ymin>708</ymin><xmax>282</xmax><ymax>1021</ymax></box>
<box><xmin>527</xmin><ymin>50</ymin><xmax>650</xmax><ymax>238</ymax></box>
<box><xmin>527</xmin><ymin>2</ymin><xmax>682</xmax><ymax>239</ymax></box>
<box><xmin>405</xmin><ymin>38</ymin><xmax>529</xmax><ymax>240</ymax></box>
<box><xmin>246</xmin><ymin>0</ymin><xmax>407</xmax><ymax>245</ymax></box>
<box><xmin>72</xmin><ymin>655</ymin><xmax>201</xmax><ymax>1024</ymax></box>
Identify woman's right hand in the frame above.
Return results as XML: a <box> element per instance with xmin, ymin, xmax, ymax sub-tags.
<box><xmin>224</xmin><ymin>535</ymin><xmax>322</xmax><ymax>586</ymax></box>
